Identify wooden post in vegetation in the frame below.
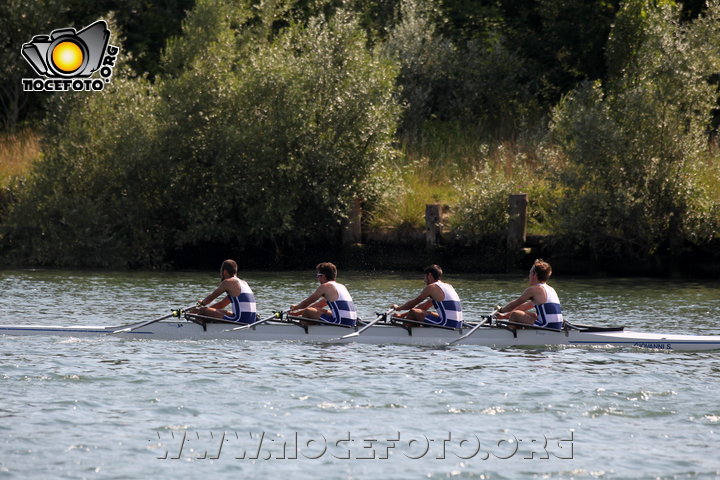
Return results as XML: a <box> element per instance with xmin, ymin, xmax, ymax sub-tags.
<box><xmin>425</xmin><ymin>203</ymin><xmax>442</xmax><ymax>248</ymax></box>
<box><xmin>342</xmin><ymin>198</ymin><xmax>363</xmax><ymax>245</ymax></box>
<box><xmin>507</xmin><ymin>194</ymin><xmax>528</xmax><ymax>268</ymax></box>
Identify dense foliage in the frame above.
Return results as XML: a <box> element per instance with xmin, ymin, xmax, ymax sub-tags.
<box><xmin>443</xmin><ymin>0</ymin><xmax>720</xmax><ymax>261</ymax></box>
<box><xmin>2</xmin><ymin>2</ymin><xmax>399</xmax><ymax>267</ymax></box>
<box><xmin>549</xmin><ymin>0</ymin><xmax>720</xmax><ymax>259</ymax></box>
<box><xmin>1</xmin><ymin>0</ymin><xmax>719</xmax><ymax>268</ymax></box>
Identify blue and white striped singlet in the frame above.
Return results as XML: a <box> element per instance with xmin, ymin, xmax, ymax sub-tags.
<box><xmin>223</xmin><ymin>279</ymin><xmax>257</xmax><ymax>324</ymax></box>
<box><xmin>319</xmin><ymin>281</ymin><xmax>357</xmax><ymax>327</ymax></box>
<box><xmin>533</xmin><ymin>283</ymin><xmax>563</xmax><ymax>329</ymax></box>
<box><xmin>424</xmin><ymin>281</ymin><xmax>464</xmax><ymax>328</ymax></box>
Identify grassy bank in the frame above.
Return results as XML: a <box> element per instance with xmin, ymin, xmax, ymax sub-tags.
<box><xmin>371</xmin><ymin>122</ymin><xmax>558</xmax><ymax>237</ymax></box>
<box><xmin>0</xmin><ymin>129</ymin><xmax>40</xmax><ymax>188</ymax></box>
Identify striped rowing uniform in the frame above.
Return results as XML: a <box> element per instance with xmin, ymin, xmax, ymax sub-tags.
<box><xmin>424</xmin><ymin>281</ymin><xmax>464</xmax><ymax>329</ymax></box>
<box><xmin>533</xmin><ymin>283</ymin><xmax>563</xmax><ymax>330</ymax></box>
<box><xmin>319</xmin><ymin>281</ymin><xmax>358</xmax><ymax>327</ymax></box>
<box><xmin>223</xmin><ymin>279</ymin><xmax>257</xmax><ymax>324</ymax></box>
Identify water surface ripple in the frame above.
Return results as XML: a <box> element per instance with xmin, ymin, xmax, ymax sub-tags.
<box><xmin>1</xmin><ymin>270</ymin><xmax>719</xmax><ymax>479</ymax></box>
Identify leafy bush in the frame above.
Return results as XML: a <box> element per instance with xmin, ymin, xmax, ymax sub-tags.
<box><xmin>444</xmin><ymin>38</ymin><xmax>535</xmax><ymax>137</ymax></box>
<box><xmin>2</xmin><ymin>2</ymin><xmax>400</xmax><ymax>267</ymax></box>
<box><xmin>382</xmin><ymin>0</ymin><xmax>454</xmax><ymax>135</ymax></box>
<box><xmin>550</xmin><ymin>0</ymin><xmax>720</xmax><ymax>258</ymax></box>
<box><xmin>450</xmin><ymin>155</ymin><xmax>560</xmax><ymax>243</ymax></box>
<box><xmin>4</xmin><ymin>73</ymin><xmax>162</xmax><ymax>267</ymax></box>
<box><xmin>383</xmin><ymin>0</ymin><xmax>534</xmax><ymax>138</ymax></box>
<box><xmin>157</xmin><ymin>7</ymin><xmax>400</xmax><ymax>254</ymax></box>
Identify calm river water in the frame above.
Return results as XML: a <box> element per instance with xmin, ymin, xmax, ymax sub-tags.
<box><xmin>1</xmin><ymin>269</ymin><xmax>719</xmax><ymax>479</ymax></box>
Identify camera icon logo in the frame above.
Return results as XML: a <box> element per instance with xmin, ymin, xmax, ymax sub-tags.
<box><xmin>22</xmin><ymin>20</ymin><xmax>110</xmax><ymax>78</ymax></box>
<box><xmin>21</xmin><ymin>20</ymin><xmax>119</xmax><ymax>92</ymax></box>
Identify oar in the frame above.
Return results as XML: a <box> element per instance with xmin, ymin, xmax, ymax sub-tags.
<box><xmin>340</xmin><ymin>308</ymin><xmax>394</xmax><ymax>339</ymax></box>
<box><xmin>110</xmin><ymin>303</ymin><xmax>197</xmax><ymax>334</ymax></box>
<box><xmin>447</xmin><ymin>310</ymin><xmax>497</xmax><ymax>345</ymax></box>
<box><xmin>226</xmin><ymin>311</ymin><xmax>286</xmax><ymax>331</ymax></box>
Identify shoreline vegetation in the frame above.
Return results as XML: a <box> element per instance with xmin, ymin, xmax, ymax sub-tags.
<box><xmin>0</xmin><ymin>129</ymin><xmax>39</xmax><ymax>188</ymax></box>
<box><xmin>0</xmin><ymin>0</ymin><xmax>719</xmax><ymax>276</ymax></box>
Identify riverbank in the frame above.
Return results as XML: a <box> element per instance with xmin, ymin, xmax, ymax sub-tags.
<box><xmin>340</xmin><ymin>240</ymin><xmax>720</xmax><ymax>277</ymax></box>
<box><xmin>154</xmin><ymin>232</ymin><xmax>720</xmax><ymax>278</ymax></box>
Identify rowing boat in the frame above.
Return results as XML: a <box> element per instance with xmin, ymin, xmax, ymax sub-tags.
<box><xmin>2</xmin><ymin>315</ymin><xmax>720</xmax><ymax>351</ymax></box>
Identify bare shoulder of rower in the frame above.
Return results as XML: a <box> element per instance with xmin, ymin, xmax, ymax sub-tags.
<box><xmin>222</xmin><ymin>277</ymin><xmax>242</xmax><ymax>296</ymax></box>
<box><xmin>318</xmin><ymin>281</ymin><xmax>339</xmax><ymax>302</ymax></box>
<box><xmin>423</xmin><ymin>283</ymin><xmax>444</xmax><ymax>302</ymax></box>
<box><xmin>523</xmin><ymin>284</ymin><xmax>546</xmax><ymax>304</ymax></box>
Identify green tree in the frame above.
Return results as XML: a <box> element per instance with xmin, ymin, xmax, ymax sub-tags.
<box><xmin>100</xmin><ymin>0</ymin><xmax>195</xmax><ymax>77</ymax></box>
<box><xmin>3</xmin><ymin>72</ymin><xmax>161</xmax><ymax>266</ymax></box>
<box><xmin>157</xmin><ymin>5</ymin><xmax>400</xmax><ymax>257</ymax></box>
<box><xmin>498</xmin><ymin>0</ymin><xmax>619</xmax><ymax>104</ymax></box>
<box><xmin>383</xmin><ymin>0</ymin><xmax>533</xmax><ymax>137</ymax></box>
<box><xmin>2</xmin><ymin>0</ymin><xmax>400</xmax><ymax>267</ymax></box>
<box><xmin>550</xmin><ymin>0</ymin><xmax>720</xmax><ymax>259</ymax></box>
<box><xmin>382</xmin><ymin>0</ymin><xmax>453</xmax><ymax>134</ymax></box>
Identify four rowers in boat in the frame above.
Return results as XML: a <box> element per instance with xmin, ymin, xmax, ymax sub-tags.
<box><xmin>193</xmin><ymin>259</ymin><xmax>560</xmax><ymax>331</ymax></box>
<box><xmin>392</xmin><ymin>264</ymin><xmax>464</xmax><ymax>328</ymax></box>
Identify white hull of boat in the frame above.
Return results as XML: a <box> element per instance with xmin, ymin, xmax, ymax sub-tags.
<box><xmin>2</xmin><ymin>321</ymin><xmax>720</xmax><ymax>351</ymax></box>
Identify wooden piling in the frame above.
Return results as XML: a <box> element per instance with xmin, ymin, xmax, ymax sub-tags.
<box><xmin>507</xmin><ymin>194</ymin><xmax>528</xmax><ymax>248</ymax></box>
<box><xmin>425</xmin><ymin>203</ymin><xmax>442</xmax><ymax>248</ymax></box>
<box><xmin>342</xmin><ymin>197</ymin><xmax>363</xmax><ymax>245</ymax></box>
<box><xmin>507</xmin><ymin>194</ymin><xmax>528</xmax><ymax>269</ymax></box>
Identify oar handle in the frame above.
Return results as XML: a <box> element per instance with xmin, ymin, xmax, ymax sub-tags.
<box><xmin>171</xmin><ymin>303</ymin><xmax>200</xmax><ymax>318</ymax></box>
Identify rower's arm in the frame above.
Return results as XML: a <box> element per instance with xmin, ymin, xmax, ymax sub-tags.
<box><xmin>200</xmin><ymin>282</ymin><xmax>228</xmax><ymax>306</ymax></box>
<box><xmin>213</xmin><ymin>297</ymin><xmax>231</xmax><ymax>309</ymax></box>
<box><xmin>498</xmin><ymin>287</ymin><xmax>537</xmax><ymax>314</ymax></box>
<box><xmin>416</xmin><ymin>300</ymin><xmax>433</xmax><ymax>311</ymax></box>
<box><xmin>393</xmin><ymin>286</ymin><xmax>432</xmax><ymax>311</ymax></box>
<box><xmin>292</xmin><ymin>287</ymin><xmax>324</xmax><ymax>312</ymax></box>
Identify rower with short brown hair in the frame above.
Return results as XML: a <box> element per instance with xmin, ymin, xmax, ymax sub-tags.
<box><xmin>392</xmin><ymin>264</ymin><xmax>464</xmax><ymax>328</ymax></box>
<box><xmin>193</xmin><ymin>259</ymin><xmax>257</xmax><ymax>323</ymax></box>
<box><xmin>290</xmin><ymin>262</ymin><xmax>357</xmax><ymax>326</ymax></box>
<box><xmin>496</xmin><ymin>259</ymin><xmax>563</xmax><ymax>329</ymax></box>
